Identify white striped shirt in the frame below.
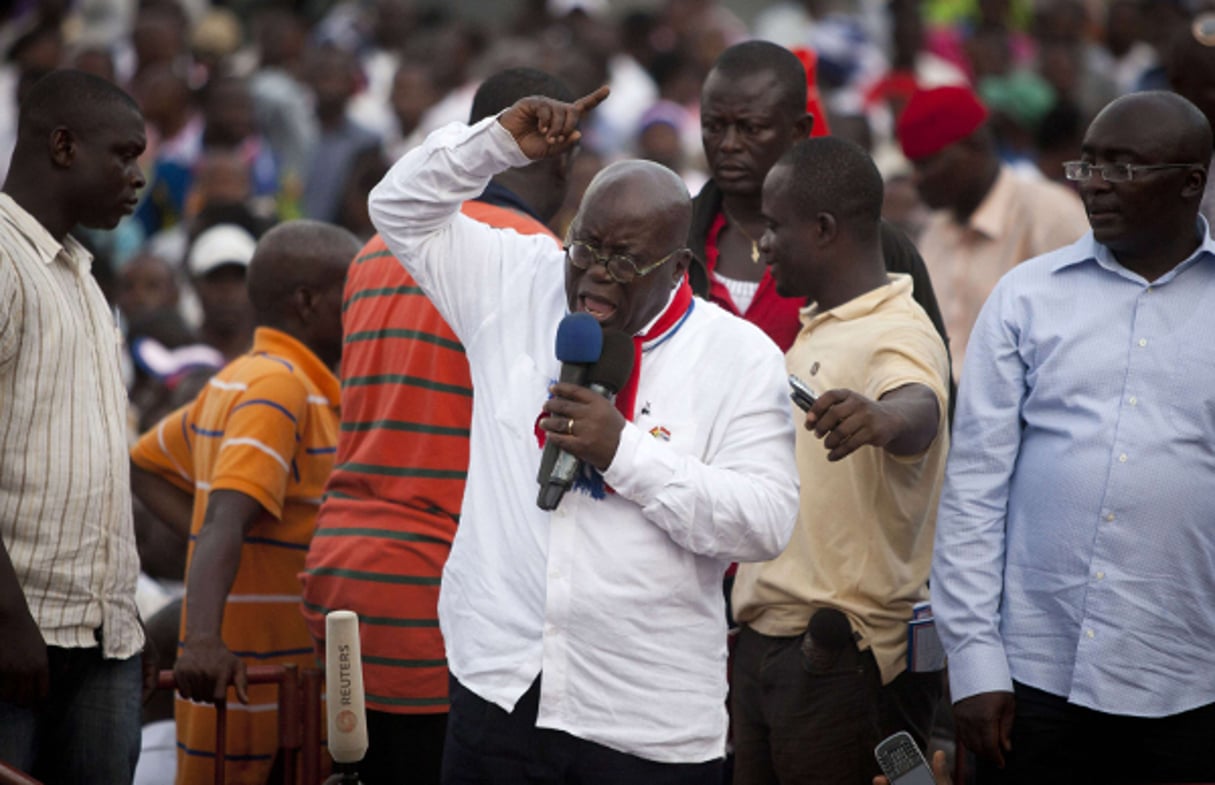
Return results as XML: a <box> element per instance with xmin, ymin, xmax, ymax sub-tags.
<box><xmin>0</xmin><ymin>193</ymin><xmax>143</xmax><ymax>658</ymax></box>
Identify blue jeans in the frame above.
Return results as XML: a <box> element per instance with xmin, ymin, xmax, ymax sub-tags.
<box><xmin>0</xmin><ymin>646</ymin><xmax>142</xmax><ymax>784</ymax></box>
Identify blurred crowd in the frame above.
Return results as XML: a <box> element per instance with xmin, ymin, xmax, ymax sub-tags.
<box><xmin>4</xmin><ymin>0</ymin><xmax>1213</xmax><ymax>304</ymax></box>
<box><xmin>3</xmin><ymin>0</ymin><xmax>1215</xmax><ymax>783</ymax></box>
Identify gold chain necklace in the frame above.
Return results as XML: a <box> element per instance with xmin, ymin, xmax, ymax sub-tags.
<box><xmin>721</xmin><ymin>206</ymin><xmax>761</xmax><ymax>263</ymax></box>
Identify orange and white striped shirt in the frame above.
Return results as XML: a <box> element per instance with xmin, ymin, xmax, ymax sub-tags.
<box><xmin>131</xmin><ymin>327</ymin><xmax>339</xmax><ymax>785</ymax></box>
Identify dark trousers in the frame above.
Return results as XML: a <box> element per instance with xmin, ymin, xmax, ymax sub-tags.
<box><xmin>359</xmin><ymin>709</ymin><xmax>448</xmax><ymax>785</ymax></box>
<box><xmin>0</xmin><ymin>647</ymin><xmax>142</xmax><ymax>785</ymax></box>
<box><xmin>731</xmin><ymin>623</ymin><xmax>941</xmax><ymax>785</ymax></box>
<box><xmin>441</xmin><ymin>676</ymin><xmax>723</xmax><ymax>785</ymax></box>
<box><xmin>976</xmin><ymin>681</ymin><xmax>1215</xmax><ymax>785</ymax></box>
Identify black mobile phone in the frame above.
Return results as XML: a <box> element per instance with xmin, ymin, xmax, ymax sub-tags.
<box><xmin>788</xmin><ymin>374</ymin><xmax>817</xmax><ymax>411</ymax></box>
<box><xmin>874</xmin><ymin>731</ymin><xmax>936</xmax><ymax>785</ymax></box>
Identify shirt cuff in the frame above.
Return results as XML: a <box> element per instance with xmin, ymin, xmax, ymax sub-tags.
<box><xmin>946</xmin><ymin>642</ymin><xmax>1014</xmax><ymax>702</ymax></box>
<box><xmin>484</xmin><ymin>117</ymin><xmax>533</xmax><ymax>171</ymax></box>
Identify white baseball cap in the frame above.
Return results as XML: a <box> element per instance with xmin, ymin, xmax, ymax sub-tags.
<box><xmin>187</xmin><ymin>224</ymin><xmax>257</xmax><ymax>277</ymax></box>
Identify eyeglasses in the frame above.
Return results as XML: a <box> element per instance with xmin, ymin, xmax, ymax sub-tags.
<box><xmin>1062</xmin><ymin>160</ymin><xmax>1200</xmax><ymax>183</ymax></box>
<box><xmin>564</xmin><ymin>240</ymin><xmax>684</xmax><ymax>284</ymax></box>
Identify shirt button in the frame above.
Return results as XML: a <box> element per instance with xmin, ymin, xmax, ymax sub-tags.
<box><xmin>1086</xmin><ymin>629</ymin><xmax>1096</xmax><ymax>639</ymax></box>
<box><xmin>1118</xmin><ymin>453</ymin><xmax>1128</xmax><ymax>463</ymax></box>
<box><xmin>1104</xmin><ymin>513</ymin><xmax>1115</xmax><ymax>522</ymax></box>
<box><xmin>1138</xmin><ymin>338</ymin><xmax>1148</xmax><ymax>347</ymax></box>
<box><xmin>1128</xmin><ymin>396</ymin><xmax>1138</xmax><ymax>406</ymax></box>
<box><xmin>1095</xmin><ymin>571</ymin><xmax>1105</xmax><ymax>580</ymax></box>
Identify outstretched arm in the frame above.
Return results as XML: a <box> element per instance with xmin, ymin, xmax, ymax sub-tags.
<box><xmin>805</xmin><ymin>382</ymin><xmax>941</xmax><ymax>462</ymax></box>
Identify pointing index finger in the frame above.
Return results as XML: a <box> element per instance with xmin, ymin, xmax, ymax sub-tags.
<box><xmin>573</xmin><ymin>85</ymin><xmax>611</xmax><ymax>114</ymax></box>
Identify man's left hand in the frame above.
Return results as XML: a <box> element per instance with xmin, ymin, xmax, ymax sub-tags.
<box><xmin>805</xmin><ymin>389</ymin><xmax>906</xmax><ymax>461</ymax></box>
<box><xmin>541</xmin><ymin>382</ymin><xmax>626</xmax><ymax>471</ymax></box>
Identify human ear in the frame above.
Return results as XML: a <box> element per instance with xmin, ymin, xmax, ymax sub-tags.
<box><xmin>816</xmin><ymin>212</ymin><xmax>837</xmax><ymax>245</ymax></box>
<box><xmin>293</xmin><ymin>287</ymin><xmax>315</xmax><ymax>321</ymax></box>
<box><xmin>50</xmin><ymin>128</ymin><xmax>75</xmax><ymax>168</ymax></box>
<box><xmin>1181</xmin><ymin>166</ymin><xmax>1208</xmax><ymax>200</ymax></box>
<box><xmin>794</xmin><ymin>112</ymin><xmax>815</xmax><ymax>140</ymax></box>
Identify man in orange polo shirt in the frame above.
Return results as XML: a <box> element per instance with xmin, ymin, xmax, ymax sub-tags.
<box><xmin>299</xmin><ymin>68</ymin><xmax>575</xmax><ymax>785</ymax></box>
<box><xmin>130</xmin><ymin>220</ymin><xmax>360</xmax><ymax>785</ymax></box>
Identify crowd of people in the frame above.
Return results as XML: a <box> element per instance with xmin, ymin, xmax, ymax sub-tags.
<box><xmin>2</xmin><ymin>0</ymin><xmax>1215</xmax><ymax>784</ymax></box>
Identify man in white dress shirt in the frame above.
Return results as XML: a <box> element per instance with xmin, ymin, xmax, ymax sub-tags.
<box><xmin>369</xmin><ymin>87</ymin><xmax>799</xmax><ymax>783</ymax></box>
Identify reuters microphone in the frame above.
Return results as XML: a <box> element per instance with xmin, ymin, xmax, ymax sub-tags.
<box><xmin>325</xmin><ymin>611</ymin><xmax>367</xmax><ymax>782</ymax></box>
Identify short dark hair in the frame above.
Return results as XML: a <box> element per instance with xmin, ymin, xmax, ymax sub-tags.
<box><xmin>776</xmin><ymin>137</ymin><xmax>884</xmax><ymax>236</ymax></box>
<box><xmin>17</xmin><ymin>68</ymin><xmax>140</xmax><ymax>142</ymax></box>
<box><xmin>709</xmin><ymin>41</ymin><xmax>806</xmax><ymax>120</ymax></box>
<box><xmin>469</xmin><ymin>67</ymin><xmax>574</xmax><ymax>124</ymax></box>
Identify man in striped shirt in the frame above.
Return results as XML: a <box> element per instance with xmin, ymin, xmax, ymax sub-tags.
<box><xmin>0</xmin><ymin>70</ymin><xmax>150</xmax><ymax>784</ymax></box>
<box><xmin>300</xmin><ymin>67</ymin><xmax>574</xmax><ymax>785</ymax></box>
<box><xmin>130</xmin><ymin>220</ymin><xmax>358</xmax><ymax>785</ymax></box>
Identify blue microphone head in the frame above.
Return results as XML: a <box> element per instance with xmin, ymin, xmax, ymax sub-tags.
<box><xmin>555</xmin><ymin>312</ymin><xmax>603</xmax><ymax>364</ymax></box>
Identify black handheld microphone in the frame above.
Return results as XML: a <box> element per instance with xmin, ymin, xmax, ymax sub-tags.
<box><xmin>537</xmin><ymin>314</ymin><xmax>603</xmax><ymax>509</ymax></box>
<box><xmin>537</xmin><ymin>330</ymin><xmax>634</xmax><ymax>511</ymax></box>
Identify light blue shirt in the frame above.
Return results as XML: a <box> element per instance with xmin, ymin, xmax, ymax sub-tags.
<box><xmin>932</xmin><ymin>218</ymin><xmax>1215</xmax><ymax>717</ymax></box>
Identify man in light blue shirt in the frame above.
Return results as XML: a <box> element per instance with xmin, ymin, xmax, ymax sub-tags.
<box><xmin>932</xmin><ymin>90</ymin><xmax>1215</xmax><ymax>785</ymax></box>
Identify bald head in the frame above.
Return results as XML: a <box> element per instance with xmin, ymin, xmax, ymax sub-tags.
<box><xmin>565</xmin><ymin>160</ymin><xmax>693</xmax><ymax>335</ymax></box>
<box><xmin>1089</xmin><ymin>91</ymin><xmax>1213</xmax><ymax>165</ymax></box>
<box><xmin>578</xmin><ymin>159</ymin><xmax>692</xmax><ymax>248</ymax></box>
<box><xmin>247</xmin><ymin>220</ymin><xmax>359</xmax><ymax>367</ymax></box>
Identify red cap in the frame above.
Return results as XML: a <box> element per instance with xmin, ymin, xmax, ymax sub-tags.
<box><xmin>896</xmin><ymin>85</ymin><xmax>988</xmax><ymax>160</ymax></box>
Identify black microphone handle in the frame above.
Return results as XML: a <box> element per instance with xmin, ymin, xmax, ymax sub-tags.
<box><xmin>537</xmin><ymin>383</ymin><xmax>615</xmax><ymax>511</ymax></box>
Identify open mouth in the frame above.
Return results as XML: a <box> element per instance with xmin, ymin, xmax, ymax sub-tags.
<box><xmin>578</xmin><ymin>293</ymin><xmax>617</xmax><ymax>322</ymax></box>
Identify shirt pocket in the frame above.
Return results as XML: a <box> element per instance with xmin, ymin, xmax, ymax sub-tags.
<box><xmin>493</xmin><ymin>353</ymin><xmax>553</xmax><ymax>441</ymax></box>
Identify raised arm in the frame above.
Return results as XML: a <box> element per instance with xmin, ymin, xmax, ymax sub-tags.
<box><xmin>367</xmin><ymin>87</ymin><xmax>610</xmax><ymax>340</ymax></box>
<box><xmin>496</xmin><ymin>85</ymin><xmax>610</xmax><ymax>160</ymax></box>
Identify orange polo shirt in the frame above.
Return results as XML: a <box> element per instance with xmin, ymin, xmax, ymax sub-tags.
<box><xmin>132</xmin><ymin>327</ymin><xmax>340</xmax><ymax>785</ymax></box>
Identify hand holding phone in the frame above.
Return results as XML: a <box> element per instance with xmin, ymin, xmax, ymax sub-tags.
<box><xmin>788</xmin><ymin>374</ymin><xmax>817</xmax><ymax>412</ymax></box>
<box><xmin>874</xmin><ymin>731</ymin><xmax>938</xmax><ymax>785</ymax></box>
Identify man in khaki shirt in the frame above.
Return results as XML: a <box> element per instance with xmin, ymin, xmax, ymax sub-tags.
<box><xmin>732</xmin><ymin>137</ymin><xmax>950</xmax><ymax>785</ymax></box>
<box><xmin>0</xmin><ymin>70</ymin><xmax>149</xmax><ymax>783</ymax></box>
<box><xmin>897</xmin><ymin>85</ymin><xmax>1087</xmax><ymax>378</ymax></box>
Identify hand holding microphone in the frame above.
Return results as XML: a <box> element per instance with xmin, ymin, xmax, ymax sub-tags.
<box><xmin>537</xmin><ymin>316</ymin><xmax>634</xmax><ymax>510</ymax></box>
